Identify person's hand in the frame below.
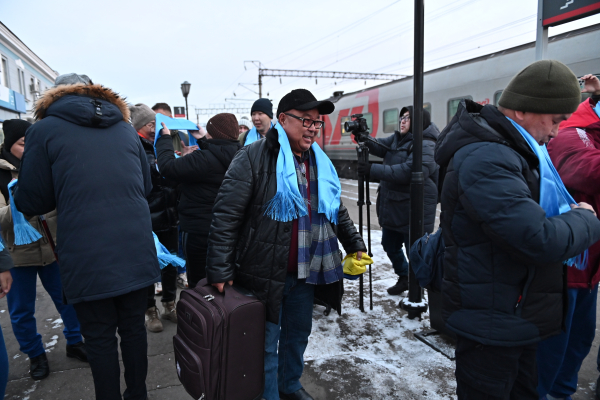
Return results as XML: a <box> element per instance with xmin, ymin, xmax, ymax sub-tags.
<box><xmin>160</xmin><ymin>122</ymin><xmax>171</xmax><ymax>136</ymax></box>
<box><xmin>190</xmin><ymin>127</ymin><xmax>208</xmax><ymax>140</ymax></box>
<box><xmin>212</xmin><ymin>280</ymin><xmax>233</xmax><ymax>293</ymax></box>
<box><xmin>180</xmin><ymin>141</ymin><xmax>199</xmax><ymax>156</ymax></box>
<box><xmin>581</xmin><ymin>74</ymin><xmax>600</xmax><ymax>95</ymax></box>
<box><xmin>356</xmin><ymin>251</ymin><xmax>363</xmax><ymax>261</ymax></box>
<box><xmin>357</xmin><ymin>160</ymin><xmax>371</xmax><ymax>177</ymax></box>
<box><xmin>0</xmin><ymin>271</ymin><xmax>13</xmax><ymax>299</ymax></box>
<box><xmin>571</xmin><ymin>202</ymin><xmax>597</xmax><ymax>217</ymax></box>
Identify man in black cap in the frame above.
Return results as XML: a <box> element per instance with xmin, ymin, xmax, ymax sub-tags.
<box><xmin>207</xmin><ymin>89</ymin><xmax>366</xmax><ymax>400</ymax></box>
<box><xmin>239</xmin><ymin>98</ymin><xmax>273</xmax><ymax>145</ymax></box>
<box><xmin>435</xmin><ymin>60</ymin><xmax>600</xmax><ymax>399</ymax></box>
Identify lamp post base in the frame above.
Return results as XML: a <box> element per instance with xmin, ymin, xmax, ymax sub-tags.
<box><xmin>399</xmin><ymin>298</ymin><xmax>428</xmax><ymax>320</ymax></box>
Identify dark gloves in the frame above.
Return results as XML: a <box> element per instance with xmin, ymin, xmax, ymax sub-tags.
<box><xmin>357</xmin><ymin>160</ymin><xmax>371</xmax><ymax>177</ymax></box>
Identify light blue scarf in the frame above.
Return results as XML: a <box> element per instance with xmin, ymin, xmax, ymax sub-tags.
<box><xmin>264</xmin><ymin>123</ymin><xmax>340</xmax><ymax>224</ymax></box>
<box><xmin>7</xmin><ymin>180</ymin><xmax>42</xmax><ymax>245</ymax></box>
<box><xmin>507</xmin><ymin>117</ymin><xmax>587</xmax><ymax>270</ymax></box>
<box><xmin>153</xmin><ymin>114</ymin><xmax>199</xmax><ymax>156</ymax></box>
<box><xmin>244</xmin><ymin>122</ymin><xmax>274</xmax><ymax>146</ymax></box>
<box><xmin>595</xmin><ymin>100</ymin><xmax>600</xmax><ymax>119</ymax></box>
<box><xmin>153</xmin><ymin>232</ymin><xmax>186</xmax><ymax>270</ymax></box>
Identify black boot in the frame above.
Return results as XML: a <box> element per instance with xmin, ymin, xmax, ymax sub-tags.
<box><xmin>279</xmin><ymin>388</ymin><xmax>314</xmax><ymax>400</ymax></box>
<box><xmin>66</xmin><ymin>341</ymin><xmax>88</xmax><ymax>362</ymax></box>
<box><xmin>29</xmin><ymin>352</ymin><xmax>50</xmax><ymax>380</ymax></box>
<box><xmin>387</xmin><ymin>276</ymin><xmax>409</xmax><ymax>295</ymax></box>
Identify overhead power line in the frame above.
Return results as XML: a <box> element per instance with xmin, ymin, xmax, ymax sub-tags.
<box><xmin>195</xmin><ymin>107</ymin><xmax>251</xmax><ymax>115</ymax></box>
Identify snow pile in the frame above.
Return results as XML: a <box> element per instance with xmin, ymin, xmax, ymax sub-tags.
<box><xmin>304</xmin><ymin>228</ymin><xmax>457</xmax><ymax>399</ymax></box>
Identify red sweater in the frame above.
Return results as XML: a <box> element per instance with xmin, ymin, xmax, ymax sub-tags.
<box><xmin>548</xmin><ymin>97</ymin><xmax>600</xmax><ymax>289</ymax></box>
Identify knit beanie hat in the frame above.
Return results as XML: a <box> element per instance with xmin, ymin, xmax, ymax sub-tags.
<box><xmin>239</xmin><ymin>117</ymin><xmax>253</xmax><ymax>130</ymax></box>
<box><xmin>251</xmin><ymin>98</ymin><xmax>273</xmax><ymax>119</ymax></box>
<box><xmin>54</xmin><ymin>73</ymin><xmax>93</xmax><ymax>86</ymax></box>
<box><xmin>129</xmin><ymin>103</ymin><xmax>156</xmax><ymax>131</ymax></box>
<box><xmin>3</xmin><ymin>119</ymin><xmax>31</xmax><ymax>151</ymax></box>
<box><xmin>207</xmin><ymin>113</ymin><xmax>239</xmax><ymax>140</ymax></box>
<box><xmin>498</xmin><ymin>60</ymin><xmax>581</xmax><ymax>114</ymax></box>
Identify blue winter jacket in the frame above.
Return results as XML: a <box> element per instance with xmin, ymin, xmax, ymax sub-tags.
<box><xmin>14</xmin><ymin>83</ymin><xmax>160</xmax><ymax>304</ymax></box>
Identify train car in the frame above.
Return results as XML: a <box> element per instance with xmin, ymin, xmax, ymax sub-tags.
<box><xmin>319</xmin><ymin>23</ymin><xmax>600</xmax><ymax>177</ymax></box>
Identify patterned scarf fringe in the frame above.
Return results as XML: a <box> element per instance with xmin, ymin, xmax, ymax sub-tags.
<box><xmin>263</xmin><ymin>187</ymin><xmax>307</xmax><ymax>223</ymax></box>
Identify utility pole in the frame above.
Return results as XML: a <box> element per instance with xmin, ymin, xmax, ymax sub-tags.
<box><xmin>400</xmin><ymin>0</ymin><xmax>427</xmax><ymax>320</ymax></box>
<box><xmin>535</xmin><ymin>0</ymin><xmax>548</xmax><ymax>60</ymax></box>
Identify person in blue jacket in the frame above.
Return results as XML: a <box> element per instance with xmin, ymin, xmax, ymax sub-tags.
<box><xmin>13</xmin><ymin>73</ymin><xmax>160</xmax><ymax>400</ymax></box>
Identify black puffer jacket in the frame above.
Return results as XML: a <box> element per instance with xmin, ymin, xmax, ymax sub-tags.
<box><xmin>435</xmin><ymin>100</ymin><xmax>600</xmax><ymax>346</ymax></box>
<box><xmin>366</xmin><ymin>107</ymin><xmax>439</xmax><ymax>233</ymax></box>
<box><xmin>155</xmin><ymin>135</ymin><xmax>241</xmax><ymax>235</ymax></box>
<box><xmin>13</xmin><ymin>83</ymin><xmax>160</xmax><ymax>304</ymax></box>
<box><xmin>207</xmin><ymin>127</ymin><xmax>366</xmax><ymax>323</ymax></box>
<box><xmin>139</xmin><ymin>136</ymin><xmax>178</xmax><ymax>233</ymax></box>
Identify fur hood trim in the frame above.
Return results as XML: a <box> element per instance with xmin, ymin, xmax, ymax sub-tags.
<box><xmin>34</xmin><ymin>83</ymin><xmax>130</xmax><ymax>122</ymax></box>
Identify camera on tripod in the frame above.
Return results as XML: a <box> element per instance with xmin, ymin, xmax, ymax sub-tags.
<box><xmin>344</xmin><ymin>114</ymin><xmax>370</xmax><ymax>140</ymax></box>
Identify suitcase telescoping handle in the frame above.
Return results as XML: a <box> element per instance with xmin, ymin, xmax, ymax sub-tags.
<box><xmin>197</xmin><ymin>279</ymin><xmax>254</xmax><ymax>300</ymax></box>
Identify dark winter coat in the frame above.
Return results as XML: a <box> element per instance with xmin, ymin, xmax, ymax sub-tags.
<box><xmin>155</xmin><ymin>134</ymin><xmax>241</xmax><ymax>236</ymax></box>
<box><xmin>366</xmin><ymin>106</ymin><xmax>439</xmax><ymax>234</ymax></box>
<box><xmin>139</xmin><ymin>135</ymin><xmax>178</xmax><ymax>233</ymax></box>
<box><xmin>13</xmin><ymin>83</ymin><xmax>160</xmax><ymax>304</ymax></box>
<box><xmin>435</xmin><ymin>100</ymin><xmax>600</xmax><ymax>346</ymax></box>
<box><xmin>206</xmin><ymin>126</ymin><xmax>366</xmax><ymax>323</ymax></box>
<box><xmin>549</xmin><ymin>95</ymin><xmax>600</xmax><ymax>290</ymax></box>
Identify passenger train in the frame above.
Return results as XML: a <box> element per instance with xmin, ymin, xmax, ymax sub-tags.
<box><xmin>313</xmin><ymin>23</ymin><xmax>600</xmax><ymax>177</ymax></box>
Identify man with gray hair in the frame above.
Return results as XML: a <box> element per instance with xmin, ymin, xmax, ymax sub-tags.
<box><xmin>13</xmin><ymin>73</ymin><xmax>160</xmax><ymax>400</ymax></box>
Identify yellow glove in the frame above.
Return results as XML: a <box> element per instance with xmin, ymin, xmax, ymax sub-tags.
<box><xmin>343</xmin><ymin>252</ymin><xmax>373</xmax><ymax>277</ymax></box>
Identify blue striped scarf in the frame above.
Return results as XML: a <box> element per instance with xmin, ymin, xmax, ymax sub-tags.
<box><xmin>508</xmin><ymin>117</ymin><xmax>588</xmax><ymax>270</ymax></box>
<box><xmin>294</xmin><ymin>152</ymin><xmax>343</xmax><ymax>284</ymax></box>
<box><xmin>244</xmin><ymin>122</ymin><xmax>273</xmax><ymax>146</ymax></box>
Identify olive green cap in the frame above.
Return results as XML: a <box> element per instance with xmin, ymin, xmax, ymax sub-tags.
<box><xmin>498</xmin><ymin>60</ymin><xmax>581</xmax><ymax>114</ymax></box>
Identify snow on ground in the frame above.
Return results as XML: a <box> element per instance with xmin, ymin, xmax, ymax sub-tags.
<box><xmin>304</xmin><ymin>227</ymin><xmax>457</xmax><ymax>399</ymax></box>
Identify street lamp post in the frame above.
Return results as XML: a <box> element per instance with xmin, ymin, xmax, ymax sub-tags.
<box><xmin>181</xmin><ymin>81</ymin><xmax>191</xmax><ymax>120</ymax></box>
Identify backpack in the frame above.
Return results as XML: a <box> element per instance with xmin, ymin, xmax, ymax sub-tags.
<box><xmin>409</xmin><ymin>228</ymin><xmax>445</xmax><ymax>292</ymax></box>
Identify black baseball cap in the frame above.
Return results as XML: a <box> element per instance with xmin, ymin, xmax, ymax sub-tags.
<box><xmin>276</xmin><ymin>89</ymin><xmax>335</xmax><ymax>118</ymax></box>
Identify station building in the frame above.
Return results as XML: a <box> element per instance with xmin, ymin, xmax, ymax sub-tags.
<box><xmin>0</xmin><ymin>22</ymin><xmax>58</xmax><ymax>123</ymax></box>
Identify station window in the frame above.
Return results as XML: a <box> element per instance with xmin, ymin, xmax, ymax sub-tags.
<box><xmin>341</xmin><ymin>112</ymin><xmax>373</xmax><ymax>136</ymax></box>
<box><xmin>1</xmin><ymin>57</ymin><xmax>8</xmax><ymax>88</ymax></box>
<box><xmin>382</xmin><ymin>108</ymin><xmax>399</xmax><ymax>133</ymax></box>
<box><xmin>17</xmin><ymin>69</ymin><xmax>25</xmax><ymax>95</ymax></box>
<box><xmin>494</xmin><ymin>90</ymin><xmax>503</xmax><ymax>106</ymax></box>
<box><xmin>447</xmin><ymin>96</ymin><xmax>473</xmax><ymax>123</ymax></box>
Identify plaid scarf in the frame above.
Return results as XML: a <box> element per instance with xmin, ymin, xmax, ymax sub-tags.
<box><xmin>294</xmin><ymin>151</ymin><xmax>343</xmax><ymax>284</ymax></box>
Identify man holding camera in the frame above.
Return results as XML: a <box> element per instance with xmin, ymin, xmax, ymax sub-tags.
<box><xmin>356</xmin><ymin>107</ymin><xmax>439</xmax><ymax>297</ymax></box>
<box><xmin>207</xmin><ymin>89</ymin><xmax>365</xmax><ymax>400</ymax></box>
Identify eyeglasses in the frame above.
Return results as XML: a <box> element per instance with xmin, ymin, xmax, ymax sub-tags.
<box><xmin>400</xmin><ymin>115</ymin><xmax>410</xmax><ymax>122</ymax></box>
<box><xmin>284</xmin><ymin>113</ymin><xmax>324</xmax><ymax>129</ymax></box>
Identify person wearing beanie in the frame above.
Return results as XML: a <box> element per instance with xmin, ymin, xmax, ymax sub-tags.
<box><xmin>0</xmin><ymin>119</ymin><xmax>88</xmax><ymax>382</ymax></box>
<box><xmin>154</xmin><ymin>113</ymin><xmax>242</xmax><ymax>289</ymax></box>
<box><xmin>12</xmin><ymin>77</ymin><xmax>160</xmax><ymax>399</ymax></box>
<box><xmin>240</xmin><ymin>98</ymin><xmax>274</xmax><ymax>146</ymax></box>
<box><xmin>207</xmin><ymin>90</ymin><xmax>365</xmax><ymax>400</ymax></box>
<box><xmin>130</xmin><ymin>102</ymin><xmax>180</xmax><ymax>334</ymax></box>
<box><xmin>239</xmin><ymin>116</ymin><xmax>253</xmax><ymax>135</ymax></box>
<box><xmin>538</xmin><ymin>74</ymin><xmax>600</xmax><ymax>400</ymax></box>
<box><xmin>434</xmin><ymin>60</ymin><xmax>600</xmax><ymax>399</ymax></box>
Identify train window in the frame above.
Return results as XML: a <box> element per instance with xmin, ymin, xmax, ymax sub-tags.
<box><xmin>382</xmin><ymin>109</ymin><xmax>398</xmax><ymax>133</ymax></box>
<box><xmin>494</xmin><ymin>90</ymin><xmax>503</xmax><ymax>106</ymax></box>
<box><xmin>424</xmin><ymin>102</ymin><xmax>432</xmax><ymax>115</ymax></box>
<box><xmin>447</xmin><ymin>96</ymin><xmax>473</xmax><ymax>123</ymax></box>
<box><xmin>341</xmin><ymin>112</ymin><xmax>373</xmax><ymax>136</ymax></box>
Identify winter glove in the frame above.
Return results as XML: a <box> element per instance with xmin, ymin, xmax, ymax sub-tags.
<box><xmin>357</xmin><ymin>160</ymin><xmax>371</xmax><ymax>177</ymax></box>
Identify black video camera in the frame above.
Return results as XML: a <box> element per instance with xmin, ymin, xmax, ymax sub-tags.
<box><xmin>344</xmin><ymin>114</ymin><xmax>370</xmax><ymax>141</ymax></box>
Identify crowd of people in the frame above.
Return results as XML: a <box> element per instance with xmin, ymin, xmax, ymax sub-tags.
<box><xmin>0</xmin><ymin>59</ymin><xmax>596</xmax><ymax>400</ymax></box>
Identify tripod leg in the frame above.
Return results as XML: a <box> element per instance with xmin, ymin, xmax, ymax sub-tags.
<box><xmin>366</xmin><ymin>175</ymin><xmax>373</xmax><ymax>311</ymax></box>
<box><xmin>356</xmin><ymin>147</ymin><xmax>365</xmax><ymax>313</ymax></box>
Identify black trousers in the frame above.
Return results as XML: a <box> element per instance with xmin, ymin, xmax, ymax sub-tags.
<box><xmin>147</xmin><ymin>265</ymin><xmax>177</xmax><ymax>307</ymax></box>
<box><xmin>455</xmin><ymin>335</ymin><xmax>538</xmax><ymax>400</ymax></box>
<box><xmin>182</xmin><ymin>232</ymin><xmax>208</xmax><ymax>289</ymax></box>
<box><xmin>73</xmin><ymin>287</ymin><xmax>148</xmax><ymax>400</ymax></box>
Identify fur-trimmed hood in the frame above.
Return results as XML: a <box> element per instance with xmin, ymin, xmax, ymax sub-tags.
<box><xmin>34</xmin><ymin>83</ymin><xmax>130</xmax><ymax>122</ymax></box>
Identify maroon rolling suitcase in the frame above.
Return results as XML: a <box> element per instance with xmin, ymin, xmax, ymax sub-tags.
<box><xmin>174</xmin><ymin>279</ymin><xmax>265</xmax><ymax>400</ymax></box>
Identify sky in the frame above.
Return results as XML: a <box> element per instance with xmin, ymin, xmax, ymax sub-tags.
<box><xmin>3</xmin><ymin>0</ymin><xmax>600</xmax><ymax>124</ymax></box>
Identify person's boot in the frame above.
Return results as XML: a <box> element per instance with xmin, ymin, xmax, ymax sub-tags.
<box><xmin>279</xmin><ymin>388</ymin><xmax>314</xmax><ymax>400</ymax></box>
<box><xmin>387</xmin><ymin>276</ymin><xmax>409</xmax><ymax>295</ymax></box>
<box><xmin>29</xmin><ymin>352</ymin><xmax>50</xmax><ymax>380</ymax></box>
<box><xmin>145</xmin><ymin>306</ymin><xmax>163</xmax><ymax>332</ymax></box>
<box><xmin>161</xmin><ymin>301</ymin><xmax>178</xmax><ymax>324</ymax></box>
<box><xmin>66</xmin><ymin>341</ymin><xmax>88</xmax><ymax>362</ymax></box>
